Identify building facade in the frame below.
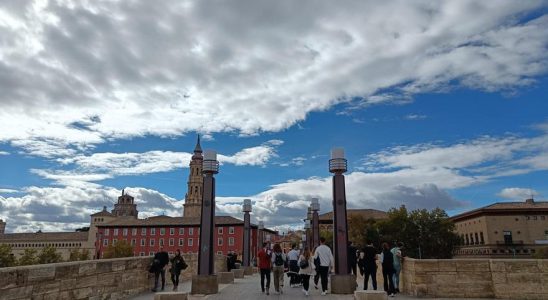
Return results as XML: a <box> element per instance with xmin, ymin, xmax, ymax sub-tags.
<box><xmin>451</xmin><ymin>198</ymin><xmax>548</xmax><ymax>258</ymax></box>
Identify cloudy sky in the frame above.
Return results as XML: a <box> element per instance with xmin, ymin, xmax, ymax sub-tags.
<box><xmin>0</xmin><ymin>0</ymin><xmax>547</xmax><ymax>233</ymax></box>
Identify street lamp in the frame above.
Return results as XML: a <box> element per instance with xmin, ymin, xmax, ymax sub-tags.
<box><xmin>304</xmin><ymin>219</ymin><xmax>311</xmax><ymax>250</ymax></box>
<box><xmin>329</xmin><ymin>147</ymin><xmax>354</xmax><ymax>294</ymax></box>
<box><xmin>193</xmin><ymin>149</ymin><xmax>219</xmax><ymax>295</ymax></box>
<box><xmin>311</xmin><ymin>198</ymin><xmax>320</xmax><ymax>249</ymax></box>
<box><xmin>242</xmin><ymin>199</ymin><xmax>252</xmax><ymax>271</ymax></box>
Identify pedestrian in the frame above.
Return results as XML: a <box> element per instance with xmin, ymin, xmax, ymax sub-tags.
<box><xmin>287</xmin><ymin>243</ymin><xmax>301</xmax><ymax>287</ymax></box>
<box><xmin>227</xmin><ymin>250</ymin><xmax>236</xmax><ymax>271</ymax></box>
<box><xmin>298</xmin><ymin>248</ymin><xmax>315</xmax><ymax>296</ymax></box>
<box><xmin>313</xmin><ymin>237</ymin><xmax>334</xmax><ymax>296</ymax></box>
<box><xmin>151</xmin><ymin>247</ymin><xmax>169</xmax><ymax>292</ymax></box>
<box><xmin>169</xmin><ymin>249</ymin><xmax>187</xmax><ymax>291</ymax></box>
<box><xmin>312</xmin><ymin>245</ymin><xmax>321</xmax><ymax>290</ymax></box>
<box><xmin>271</xmin><ymin>243</ymin><xmax>287</xmax><ymax>294</ymax></box>
<box><xmin>347</xmin><ymin>241</ymin><xmax>358</xmax><ymax>275</ymax></box>
<box><xmin>362</xmin><ymin>240</ymin><xmax>378</xmax><ymax>290</ymax></box>
<box><xmin>357</xmin><ymin>250</ymin><xmax>365</xmax><ymax>277</ymax></box>
<box><xmin>391</xmin><ymin>242</ymin><xmax>404</xmax><ymax>293</ymax></box>
<box><xmin>257</xmin><ymin>242</ymin><xmax>272</xmax><ymax>295</ymax></box>
<box><xmin>380</xmin><ymin>242</ymin><xmax>396</xmax><ymax>297</ymax></box>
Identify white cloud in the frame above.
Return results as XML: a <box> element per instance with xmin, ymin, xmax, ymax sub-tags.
<box><xmin>404</xmin><ymin>114</ymin><xmax>427</xmax><ymax>120</ymax></box>
<box><xmin>0</xmin><ymin>151</ymin><xmax>9</xmax><ymax>155</ymax></box>
<box><xmin>498</xmin><ymin>188</ymin><xmax>538</xmax><ymax>200</ymax></box>
<box><xmin>0</xmin><ymin>188</ymin><xmax>18</xmax><ymax>193</ymax></box>
<box><xmin>0</xmin><ymin>1</ymin><xmax>546</xmax><ymax>155</ymax></box>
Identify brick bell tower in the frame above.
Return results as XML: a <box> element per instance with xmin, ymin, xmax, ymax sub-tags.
<box><xmin>183</xmin><ymin>136</ymin><xmax>204</xmax><ymax>218</ymax></box>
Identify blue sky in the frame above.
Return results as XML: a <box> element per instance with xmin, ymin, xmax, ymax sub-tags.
<box><xmin>0</xmin><ymin>1</ymin><xmax>547</xmax><ymax>233</ymax></box>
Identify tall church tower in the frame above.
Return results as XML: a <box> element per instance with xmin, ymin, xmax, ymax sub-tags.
<box><xmin>183</xmin><ymin>136</ymin><xmax>204</xmax><ymax>218</ymax></box>
<box><xmin>112</xmin><ymin>189</ymin><xmax>139</xmax><ymax>218</ymax></box>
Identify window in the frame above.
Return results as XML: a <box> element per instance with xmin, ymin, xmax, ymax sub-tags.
<box><xmin>141</xmin><ymin>239</ymin><xmax>145</xmax><ymax>246</ymax></box>
<box><xmin>113</xmin><ymin>239</ymin><xmax>117</xmax><ymax>246</ymax></box>
<box><xmin>218</xmin><ymin>227</ymin><xmax>223</xmax><ymax>234</ymax></box>
<box><xmin>150</xmin><ymin>239</ymin><xmax>155</xmax><ymax>246</ymax></box>
<box><xmin>132</xmin><ymin>228</ymin><xmax>137</xmax><ymax>236</ymax></box>
<box><xmin>103</xmin><ymin>239</ymin><xmax>108</xmax><ymax>246</ymax></box>
<box><xmin>229</xmin><ymin>227</ymin><xmax>235</xmax><ymax>234</ymax></box>
<box><xmin>151</xmin><ymin>228</ymin><xmax>156</xmax><ymax>235</ymax></box>
<box><xmin>465</xmin><ymin>234</ymin><xmax>470</xmax><ymax>245</ymax></box>
<box><xmin>131</xmin><ymin>239</ymin><xmax>136</xmax><ymax>246</ymax></box>
<box><xmin>179</xmin><ymin>238</ymin><xmax>184</xmax><ymax>246</ymax></box>
<box><xmin>189</xmin><ymin>228</ymin><xmax>194</xmax><ymax>235</ymax></box>
<box><xmin>503</xmin><ymin>231</ymin><xmax>512</xmax><ymax>245</ymax></box>
<box><xmin>217</xmin><ymin>251</ymin><xmax>223</xmax><ymax>255</ymax></box>
<box><xmin>228</xmin><ymin>237</ymin><xmax>234</xmax><ymax>246</ymax></box>
<box><xmin>113</xmin><ymin>229</ymin><xmax>119</xmax><ymax>236</ymax></box>
<box><xmin>105</xmin><ymin>229</ymin><xmax>110</xmax><ymax>236</ymax></box>
<box><xmin>179</xmin><ymin>228</ymin><xmax>184</xmax><ymax>235</ymax></box>
<box><xmin>169</xmin><ymin>238</ymin><xmax>174</xmax><ymax>246</ymax></box>
<box><xmin>218</xmin><ymin>238</ymin><xmax>223</xmax><ymax>246</ymax></box>
<box><xmin>533</xmin><ymin>216</ymin><xmax>538</xmax><ymax>220</ymax></box>
<box><xmin>188</xmin><ymin>238</ymin><xmax>193</xmax><ymax>246</ymax></box>
<box><xmin>140</xmin><ymin>252</ymin><xmax>145</xmax><ymax>256</ymax></box>
<box><xmin>123</xmin><ymin>228</ymin><xmax>128</xmax><ymax>236</ymax></box>
<box><xmin>149</xmin><ymin>252</ymin><xmax>154</xmax><ymax>256</ymax></box>
<box><xmin>141</xmin><ymin>228</ymin><xmax>147</xmax><ymax>235</ymax></box>
<box><xmin>480</xmin><ymin>232</ymin><xmax>485</xmax><ymax>244</ymax></box>
<box><xmin>159</xmin><ymin>239</ymin><xmax>164</xmax><ymax>246</ymax></box>
<box><xmin>170</xmin><ymin>228</ymin><xmax>175</xmax><ymax>235</ymax></box>
<box><xmin>160</xmin><ymin>228</ymin><xmax>165</xmax><ymax>235</ymax></box>
<box><xmin>474</xmin><ymin>233</ymin><xmax>479</xmax><ymax>245</ymax></box>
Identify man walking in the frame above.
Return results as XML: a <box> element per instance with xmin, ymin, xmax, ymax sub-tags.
<box><xmin>257</xmin><ymin>242</ymin><xmax>272</xmax><ymax>295</ymax></box>
<box><xmin>313</xmin><ymin>237</ymin><xmax>334</xmax><ymax>295</ymax></box>
<box><xmin>347</xmin><ymin>241</ymin><xmax>358</xmax><ymax>275</ymax></box>
<box><xmin>151</xmin><ymin>247</ymin><xmax>169</xmax><ymax>292</ymax></box>
<box><xmin>287</xmin><ymin>244</ymin><xmax>300</xmax><ymax>287</ymax></box>
<box><xmin>362</xmin><ymin>240</ymin><xmax>378</xmax><ymax>290</ymax></box>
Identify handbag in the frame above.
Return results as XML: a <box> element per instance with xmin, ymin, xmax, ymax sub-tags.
<box><xmin>299</xmin><ymin>259</ymin><xmax>309</xmax><ymax>269</ymax></box>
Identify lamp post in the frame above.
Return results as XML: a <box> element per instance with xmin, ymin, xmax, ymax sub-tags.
<box><xmin>242</xmin><ymin>199</ymin><xmax>252</xmax><ymax>274</ymax></box>
<box><xmin>258</xmin><ymin>221</ymin><xmax>264</xmax><ymax>247</ymax></box>
<box><xmin>329</xmin><ymin>147</ymin><xmax>354</xmax><ymax>294</ymax></box>
<box><xmin>192</xmin><ymin>149</ymin><xmax>219</xmax><ymax>295</ymax></box>
<box><xmin>307</xmin><ymin>206</ymin><xmax>313</xmax><ymax>250</ymax></box>
<box><xmin>311</xmin><ymin>198</ymin><xmax>320</xmax><ymax>249</ymax></box>
<box><xmin>303</xmin><ymin>220</ymin><xmax>311</xmax><ymax>250</ymax></box>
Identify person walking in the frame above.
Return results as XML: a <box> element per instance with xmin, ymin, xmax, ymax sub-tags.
<box><xmin>271</xmin><ymin>243</ymin><xmax>287</xmax><ymax>294</ymax></box>
<box><xmin>151</xmin><ymin>247</ymin><xmax>169</xmax><ymax>292</ymax></box>
<box><xmin>169</xmin><ymin>249</ymin><xmax>187</xmax><ymax>291</ymax></box>
<box><xmin>391</xmin><ymin>242</ymin><xmax>404</xmax><ymax>293</ymax></box>
<box><xmin>348</xmin><ymin>241</ymin><xmax>358</xmax><ymax>275</ymax></box>
<box><xmin>380</xmin><ymin>242</ymin><xmax>396</xmax><ymax>297</ymax></box>
<box><xmin>313</xmin><ymin>237</ymin><xmax>334</xmax><ymax>296</ymax></box>
<box><xmin>257</xmin><ymin>242</ymin><xmax>272</xmax><ymax>295</ymax></box>
<box><xmin>362</xmin><ymin>240</ymin><xmax>378</xmax><ymax>290</ymax></box>
<box><xmin>298</xmin><ymin>248</ymin><xmax>315</xmax><ymax>296</ymax></box>
<box><xmin>287</xmin><ymin>244</ymin><xmax>300</xmax><ymax>287</ymax></box>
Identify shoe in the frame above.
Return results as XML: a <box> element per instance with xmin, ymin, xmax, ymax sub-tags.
<box><xmin>389</xmin><ymin>294</ymin><xmax>395</xmax><ymax>297</ymax></box>
<box><xmin>321</xmin><ymin>291</ymin><xmax>327</xmax><ymax>296</ymax></box>
<box><xmin>305</xmin><ymin>291</ymin><xmax>309</xmax><ymax>296</ymax></box>
<box><xmin>302</xmin><ymin>288</ymin><xmax>306</xmax><ymax>293</ymax></box>
<box><xmin>395</xmin><ymin>288</ymin><xmax>400</xmax><ymax>293</ymax></box>
<box><xmin>274</xmin><ymin>291</ymin><xmax>279</xmax><ymax>295</ymax></box>
<box><xmin>151</xmin><ymin>288</ymin><xmax>157</xmax><ymax>292</ymax></box>
<box><xmin>266</xmin><ymin>289</ymin><xmax>270</xmax><ymax>295</ymax></box>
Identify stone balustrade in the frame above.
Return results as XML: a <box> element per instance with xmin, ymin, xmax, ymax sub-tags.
<box><xmin>402</xmin><ymin>258</ymin><xmax>548</xmax><ymax>299</ymax></box>
<box><xmin>0</xmin><ymin>253</ymin><xmax>227</xmax><ymax>300</ymax></box>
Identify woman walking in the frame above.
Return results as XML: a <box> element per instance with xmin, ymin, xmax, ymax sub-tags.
<box><xmin>298</xmin><ymin>248</ymin><xmax>315</xmax><ymax>296</ymax></box>
<box><xmin>271</xmin><ymin>243</ymin><xmax>287</xmax><ymax>294</ymax></box>
<box><xmin>381</xmin><ymin>242</ymin><xmax>396</xmax><ymax>297</ymax></box>
<box><xmin>169</xmin><ymin>249</ymin><xmax>187</xmax><ymax>291</ymax></box>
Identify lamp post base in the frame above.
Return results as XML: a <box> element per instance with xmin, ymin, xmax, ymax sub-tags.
<box><xmin>191</xmin><ymin>274</ymin><xmax>218</xmax><ymax>295</ymax></box>
<box><xmin>243</xmin><ymin>266</ymin><xmax>254</xmax><ymax>275</ymax></box>
<box><xmin>330</xmin><ymin>274</ymin><xmax>357</xmax><ymax>294</ymax></box>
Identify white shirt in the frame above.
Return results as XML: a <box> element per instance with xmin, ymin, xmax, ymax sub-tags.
<box><xmin>288</xmin><ymin>249</ymin><xmax>299</xmax><ymax>261</ymax></box>
<box><xmin>313</xmin><ymin>244</ymin><xmax>334</xmax><ymax>267</ymax></box>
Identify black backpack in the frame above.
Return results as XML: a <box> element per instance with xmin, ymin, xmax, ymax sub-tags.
<box><xmin>274</xmin><ymin>253</ymin><xmax>284</xmax><ymax>266</ymax></box>
<box><xmin>299</xmin><ymin>258</ymin><xmax>309</xmax><ymax>269</ymax></box>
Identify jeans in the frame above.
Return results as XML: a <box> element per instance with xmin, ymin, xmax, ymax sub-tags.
<box><xmin>363</xmin><ymin>264</ymin><xmax>377</xmax><ymax>290</ymax></box>
<box><xmin>393</xmin><ymin>265</ymin><xmax>401</xmax><ymax>290</ymax></box>
<box><xmin>382</xmin><ymin>267</ymin><xmax>395</xmax><ymax>294</ymax></box>
<box><xmin>301</xmin><ymin>274</ymin><xmax>311</xmax><ymax>291</ymax></box>
<box><xmin>272</xmin><ymin>266</ymin><xmax>285</xmax><ymax>292</ymax></box>
<box><xmin>260</xmin><ymin>268</ymin><xmax>271</xmax><ymax>292</ymax></box>
<box><xmin>171</xmin><ymin>272</ymin><xmax>180</xmax><ymax>287</ymax></box>
<box><xmin>154</xmin><ymin>269</ymin><xmax>166</xmax><ymax>290</ymax></box>
<box><xmin>318</xmin><ymin>266</ymin><xmax>329</xmax><ymax>292</ymax></box>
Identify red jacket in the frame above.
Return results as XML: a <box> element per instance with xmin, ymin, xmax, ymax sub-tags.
<box><xmin>257</xmin><ymin>248</ymin><xmax>272</xmax><ymax>269</ymax></box>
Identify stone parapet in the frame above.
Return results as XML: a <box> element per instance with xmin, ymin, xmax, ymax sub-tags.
<box><xmin>231</xmin><ymin>269</ymin><xmax>245</xmax><ymax>278</ymax></box>
<box><xmin>402</xmin><ymin>258</ymin><xmax>548</xmax><ymax>299</ymax></box>
<box><xmin>354</xmin><ymin>290</ymin><xmax>387</xmax><ymax>300</ymax></box>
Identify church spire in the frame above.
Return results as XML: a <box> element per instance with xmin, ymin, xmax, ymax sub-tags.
<box><xmin>194</xmin><ymin>135</ymin><xmax>202</xmax><ymax>153</ymax></box>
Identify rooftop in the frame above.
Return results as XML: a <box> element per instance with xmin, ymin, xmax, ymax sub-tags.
<box><xmin>0</xmin><ymin>231</ymin><xmax>88</xmax><ymax>242</ymax></box>
<box><xmin>450</xmin><ymin>199</ymin><xmax>548</xmax><ymax>222</ymax></box>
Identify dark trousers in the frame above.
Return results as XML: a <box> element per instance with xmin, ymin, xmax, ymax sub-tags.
<box><xmin>349</xmin><ymin>261</ymin><xmax>357</xmax><ymax>275</ymax></box>
<box><xmin>301</xmin><ymin>274</ymin><xmax>311</xmax><ymax>291</ymax></box>
<box><xmin>171</xmin><ymin>272</ymin><xmax>180</xmax><ymax>287</ymax></box>
<box><xmin>382</xmin><ymin>267</ymin><xmax>395</xmax><ymax>294</ymax></box>
<box><xmin>289</xmin><ymin>260</ymin><xmax>300</xmax><ymax>285</ymax></box>
<box><xmin>154</xmin><ymin>269</ymin><xmax>166</xmax><ymax>290</ymax></box>
<box><xmin>363</xmin><ymin>265</ymin><xmax>377</xmax><ymax>290</ymax></box>
<box><xmin>260</xmin><ymin>268</ymin><xmax>271</xmax><ymax>291</ymax></box>
<box><xmin>313</xmin><ymin>272</ymin><xmax>320</xmax><ymax>287</ymax></box>
<box><xmin>318</xmin><ymin>266</ymin><xmax>329</xmax><ymax>292</ymax></box>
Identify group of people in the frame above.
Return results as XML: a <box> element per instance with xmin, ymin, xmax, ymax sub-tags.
<box><xmin>356</xmin><ymin>241</ymin><xmax>404</xmax><ymax>297</ymax></box>
<box><xmin>257</xmin><ymin>237</ymin><xmax>334</xmax><ymax>296</ymax></box>
<box><xmin>148</xmin><ymin>247</ymin><xmax>188</xmax><ymax>292</ymax></box>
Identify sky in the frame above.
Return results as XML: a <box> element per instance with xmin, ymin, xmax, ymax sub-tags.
<box><xmin>0</xmin><ymin>0</ymin><xmax>547</xmax><ymax>233</ymax></box>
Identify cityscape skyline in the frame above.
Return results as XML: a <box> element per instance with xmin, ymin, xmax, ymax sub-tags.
<box><xmin>0</xmin><ymin>1</ymin><xmax>547</xmax><ymax>233</ymax></box>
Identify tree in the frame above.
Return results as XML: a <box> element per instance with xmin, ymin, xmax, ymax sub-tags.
<box><xmin>37</xmin><ymin>245</ymin><xmax>63</xmax><ymax>264</ymax></box>
<box><xmin>103</xmin><ymin>240</ymin><xmax>133</xmax><ymax>259</ymax></box>
<box><xmin>69</xmin><ymin>249</ymin><xmax>90</xmax><ymax>261</ymax></box>
<box><xmin>319</xmin><ymin>230</ymin><xmax>334</xmax><ymax>250</ymax></box>
<box><xmin>0</xmin><ymin>244</ymin><xmax>16</xmax><ymax>268</ymax></box>
<box><xmin>348</xmin><ymin>215</ymin><xmax>379</xmax><ymax>249</ymax></box>
<box><xmin>18</xmin><ymin>249</ymin><xmax>38</xmax><ymax>266</ymax></box>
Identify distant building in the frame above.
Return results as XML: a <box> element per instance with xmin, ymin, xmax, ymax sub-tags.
<box><xmin>182</xmin><ymin>137</ymin><xmax>203</xmax><ymax>218</ymax></box>
<box><xmin>318</xmin><ymin>208</ymin><xmax>388</xmax><ymax>232</ymax></box>
<box><xmin>451</xmin><ymin>198</ymin><xmax>548</xmax><ymax>258</ymax></box>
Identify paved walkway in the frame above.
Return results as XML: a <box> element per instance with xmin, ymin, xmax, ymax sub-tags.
<box><xmin>131</xmin><ymin>273</ymin><xmax>498</xmax><ymax>300</ymax></box>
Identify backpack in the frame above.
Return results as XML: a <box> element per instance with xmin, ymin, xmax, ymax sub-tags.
<box><xmin>299</xmin><ymin>258</ymin><xmax>309</xmax><ymax>269</ymax></box>
<box><xmin>274</xmin><ymin>253</ymin><xmax>284</xmax><ymax>266</ymax></box>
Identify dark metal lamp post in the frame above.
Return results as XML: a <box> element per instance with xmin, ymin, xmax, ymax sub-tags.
<box><xmin>311</xmin><ymin>198</ymin><xmax>320</xmax><ymax>249</ymax></box>
<box><xmin>303</xmin><ymin>219</ymin><xmax>310</xmax><ymax>250</ymax></box>
<box><xmin>242</xmin><ymin>199</ymin><xmax>252</xmax><ymax>271</ymax></box>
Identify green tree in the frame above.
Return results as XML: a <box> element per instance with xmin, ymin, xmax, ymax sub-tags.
<box><xmin>348</xmin><ymin>215</ymin><xmax>379</xmax><ymax>249</ymax></box>
<box><xmin>18</xmin><ymin>249</ymin><xmax>38</xmax><ymax>266</ymax></box>
<box><xmin>103</xmin><ymin>240</ymin><xmax>133</xmax><ymax>258</ymax></box>
<box><xmin>319</xmin><ymin>230</ymin><xmax>334</xmax><ymax>250</ymax></box>
<box><xmin>0</xmin><ymin>244</ymin><xmax>16</xmax><ymax>268</ymax></box>
<box><xmin>68</xmin><ymin>249</ymin><xmax>90</xmax><ymax>261</ymax></box>
<box><xmin>37</xmin><ymin>245</ymin><xmax>63</xmax><ymax>264</ymax></box>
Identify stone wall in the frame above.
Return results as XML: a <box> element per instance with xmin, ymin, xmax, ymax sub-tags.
<box><xmin>402</xmin><ymin>258</ymin><xmax>548</xmax><ymax>299</ymax></box>
<box><xmin>0</xmin><ymin>254</ymin><xmax>227</xmax><ymax>300</ymax></box>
